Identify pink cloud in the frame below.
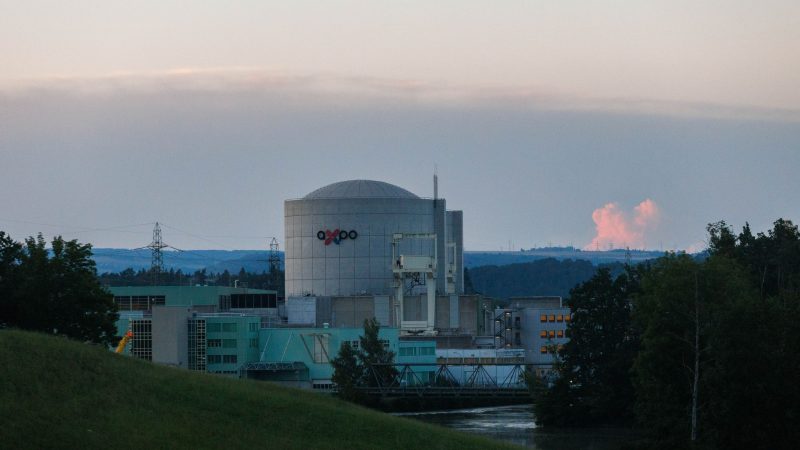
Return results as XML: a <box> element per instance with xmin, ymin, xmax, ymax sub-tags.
<box><xmin>585</xmin><ymin>199</ymin><xmax>660</xmax><ymax>250</ymax></box>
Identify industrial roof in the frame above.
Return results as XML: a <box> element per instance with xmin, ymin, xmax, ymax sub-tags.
<box><xmin>304</xmin><ymin>180</ymin><xmax>419</xmax><ymax>199</ymax></box>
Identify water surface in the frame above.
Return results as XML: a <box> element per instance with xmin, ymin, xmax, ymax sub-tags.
<box><xmin>396</xmin><ymin>404</ymin><xmax>634</xmax><ymax>449</ymax></box>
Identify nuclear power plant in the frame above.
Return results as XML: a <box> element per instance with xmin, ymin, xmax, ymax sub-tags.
<box><xmin>111</xmin><ymin>177</ymin><xmax>570</xmax><ymax>391</ymax></box>
<box><xmin>284</xmin><ymin>179</ymin><xmax>465</xmax><ymax>334</ymax></box>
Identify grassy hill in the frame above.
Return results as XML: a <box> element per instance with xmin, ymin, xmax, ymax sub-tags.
<box><xmin>0</xmin><ymin>330</ymin><xmax>516</xmax><ymax>450</ymax></box>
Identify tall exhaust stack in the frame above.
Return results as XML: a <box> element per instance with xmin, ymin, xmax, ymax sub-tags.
<box><xmin>433</xmin><ymin>167</ymin><xmax>438</xmax><ymax>201</ymax></box>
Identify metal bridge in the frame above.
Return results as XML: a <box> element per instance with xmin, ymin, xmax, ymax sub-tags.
<box><xmin>357</xmin><ymin>362</ymin><xmax>536</xmax><ymax>400</ymax></box>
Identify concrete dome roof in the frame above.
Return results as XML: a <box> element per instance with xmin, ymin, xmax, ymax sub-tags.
<box><xmin>304</xmin><ymin>180</ymin><xmax>419</xmax><ymax>199</ymax></box>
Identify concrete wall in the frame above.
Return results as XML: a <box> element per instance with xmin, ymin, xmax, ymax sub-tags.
<box><xmin>434</xmin><ymin>295</ymin><xmax>479</xmax><ymax>335</ymax></box>
<box><xmin>151</xmin><ymin>306</ymin><xmax>191</xmax><ymax>367</ymax></box>
<box><xmin>284</xmin><ymin>197</ymin><xmax>438</xmax><ymax>297</ymax></box>
<box><xmin>446</xmin><ymin>210</ymin><xmax>464</xmax><ymax>294</ymax></box>
<box><xmin>284</xmin><ymin>197</ymin><xmax>463</xmax><ymax>298</ymax></box>
<box><xmin>330</xmin><ymin>296</ymin><xmax>377</xmax><ymax>328</ymax></box>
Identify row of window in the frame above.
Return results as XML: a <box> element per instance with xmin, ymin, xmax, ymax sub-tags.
<box><xmin>114</xmin><ymin>295</ymin><xmax>165</xmax><ymax>311</ymax></box>
<box><xmin>398</xmin><ymin>347</ymin><xmax>436</xmax><ymax>357</ymax></box>
<box><xmin>230</xmin><ymin>293</ymin><xmax>278</xmax><ymax>309</ymax></box>
<box><xmin>539</xmin><ymin>314</ymin><xmax>571</xmax><ymax>323</ymax></box>
<box><xmin>540</xmin><ymin>345</ymin><xmax>565</xmax><ymax>354</ymax></box>
<box><xmin>539</xmin><ymin>330</ymin><xmax>567</xmax><ymax>339</ymax></box>
<box><xmin>207</xmin><ymin>338</ymin><xmax>259</xmax><ymax>349</ymax></box>
<box><xmin>207</xmin><ymin>354</ymin><xmax>238</xmax><ymax>364</ymax></box>
<box><xmin>348</xmin><ymin>340</ymin><xmax>390</xmax><ymax>350</ymax></box>
<box><xmin>207</xmin><ymin>339</ymin><xmax>237</xmax><ymax>348</ymax></box>
<box><xmin>206</xmin><ymin>322</ymin><xmax>238</xmax><ymax>333</ymax></box>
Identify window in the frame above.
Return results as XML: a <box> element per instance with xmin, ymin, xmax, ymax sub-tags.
<box><xmin>565</xmin><ymin>314</ymin><xmax>571</xmax><ymax>322</ymax></box>
<box><xmin>549</xmin><ymin>330</ymin><xmax>556</xmax><ymax>338</ymax></box>
<box><xmin>222</xmin><ymin>323</ymin><xmax>237</xmax><ymax>332</ymax></box>
<box><xmin>548</xmin><ymin>314</ymin><xmax>556</xmax><ymax>322</ymax></box>
<box><xmin>539</xmin><ymin>330</ymin><xmax>547</xmax><ymax>338</ymax></box>
<box><xmin>540</xmin><ymin>314</ymin><xmax>547</xmax><ymax>322</ymax></box>
<box><xmin>230</xmin><ymin>293</ymin><xmax>277</xmax><ymax>309</ymax></box>
<box><xmin>557</xmin><ymin>330</ymin><xmax>564</xmax><ymax>338</ymax></box>
<box><xmin>207</xmin><ymin>323</ymin><xmax>221</xmax><ymax>332</ymax></box>
<box><xmin>380</xmin><ymin>339</ymin><xmax>390</xmax><ymax>350</ymax></box>
<box><xmin>399</xmin><ymin>347</ymin><xmax>416</xmax><ymax>357</ymax></box>
<box><xmin>223</xmin><ymin>355</ymin><xmax>237</xmax><ymax>364</ymax></box>
<box><xmin>515</xmin><ymin>332</ymin><xmax>521</xmax><ymax>345</ymax></box>
<box><xmin>207</xmin><ymin>339</ymin><xmax>222</xmax><ymax>348</ymax></box>
<box><xmin>129</xmin><ymin>319</ymin><xmax>153</xmax><ymax>361</ymax></box>
<box><xmin>349</xmin><ymin>340</ymin><xmax>359</xmax><ymax>350</ymax></box>
<box><xmin>222</xmin><ymin>339</ymin><xmax>237</xmax><ymax>348</ymax></box>
<box><xmin>208</xmin><ymin>355</ymin><xmax>222</xmax><ymax>364</ymax></box>
<box><xmin>248</xmin><ymin>322</ymin><xmax>258</xmax><ymax>332</ymax></box>
<box><xmin>249</xmin><ymin>338</ymin><xmax>259</xmax><ymax>348</ymax></box>
<box><xmin>557</xmin><ymin>314</ymin><xmax>564</xmax><ymax>322</ymax></box>
<box><xmin>540</xmin><ymin>346</ymin><xmax>547</xmax><ymax>354</ymax></box>
<box><xmin>420</xmin><ymin>347</ymin><xmax>435</xmax><ymax>356</ymax></box>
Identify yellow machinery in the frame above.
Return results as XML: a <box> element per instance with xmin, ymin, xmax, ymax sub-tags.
<box><xmin>115</xmin><ymin>330</ymin><xmax>133</xmax><ymax>354</ymax></box>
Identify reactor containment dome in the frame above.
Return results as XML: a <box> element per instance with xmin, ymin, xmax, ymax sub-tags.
<box><xmin>284</xmin><ymin>179</ymin><xmax>463</xmax><ymax>306</ymax></box>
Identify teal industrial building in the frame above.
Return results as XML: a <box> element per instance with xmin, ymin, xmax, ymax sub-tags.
<box><xmin>112</xmin><ymin>285</ymin><xmax>438</xmax><ymax>388</ymax></box>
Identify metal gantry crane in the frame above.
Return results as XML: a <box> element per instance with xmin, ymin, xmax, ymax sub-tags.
<box><xmin>391</xmin><ymin>233</ymin><xmax>438</xmax><ymax>335</ymax></box>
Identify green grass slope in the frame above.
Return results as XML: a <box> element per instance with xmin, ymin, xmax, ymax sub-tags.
<box><xmin>0</xmin><ymin>330</ymin><xmax>517</xmax><ymax>450</ymax></box>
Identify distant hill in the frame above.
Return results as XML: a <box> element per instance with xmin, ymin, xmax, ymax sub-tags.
<box><xmin>92</xmin><ymin>246</ymin><xmax>663</xmax><ymax>274</ymax></box>
<box><xmin>0</xmin><ymin>330</ymin><xmax>512</xmax><ymax>450</ymax></box>
<box><xmin>92</xmin><ymin>248</ymin><xmax>282</xmax><ymax>274</ymax></box>
<box><xmin>464</xmin><ymin>247</ymin><xmax>665</xmax><ymax>268</ymax></box>
<box><xmin>468</xmin><ymin>258</ymin><xmax>626</xmax><ymax>300</ymax></box>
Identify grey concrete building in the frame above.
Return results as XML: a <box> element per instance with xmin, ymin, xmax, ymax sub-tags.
<box><xmin>284</xmin><ymin>179</ymin><xmax>464</xmax><ymax>298</ymax></box>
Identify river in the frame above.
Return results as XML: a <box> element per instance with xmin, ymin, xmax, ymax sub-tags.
<box><xmin>396</xmin><ymin>404</ymin><xmax>635</xmax><ymax>449</ymax></box>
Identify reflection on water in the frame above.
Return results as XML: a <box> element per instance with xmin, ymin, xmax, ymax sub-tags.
<box><xmin>396</xmin><ymin>404</ymin><xmax>634</xmax><ymax>449</ymax></box>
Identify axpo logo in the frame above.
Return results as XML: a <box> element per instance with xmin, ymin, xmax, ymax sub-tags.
<box><xmin>317</xmin><ymin>229</ymin><xmax>358</xmax><ymax>246</ymax></box>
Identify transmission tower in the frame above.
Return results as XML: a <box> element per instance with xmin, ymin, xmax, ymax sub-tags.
<box><xmin>268</xmin><ymin>238</ymin><xmax>280</xmax><ymax>273</ymax></box>
<box><xmin>147</xmin><ymin>222</ymin><xmax>169</xmax><ymax>285</ymax></box>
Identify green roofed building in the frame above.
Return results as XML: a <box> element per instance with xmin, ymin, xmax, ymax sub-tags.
<box><xmin>109</xmin><ymin>286</ymin><xmax>431</xmax><ymax>390</ymax></box>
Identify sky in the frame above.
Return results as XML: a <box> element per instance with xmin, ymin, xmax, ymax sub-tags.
<box><xmin>1</xmin><ymin>1</ymin><xmax>799</xmax><ymax>251</ymax></box>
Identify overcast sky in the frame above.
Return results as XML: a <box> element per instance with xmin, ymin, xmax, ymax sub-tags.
<box><xmin>1</xmin><ymin>1</ymin><xmax>798</xmax><ymax>251</ymax></box>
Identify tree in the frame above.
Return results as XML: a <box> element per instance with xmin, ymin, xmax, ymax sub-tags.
<box><xmin>531</xmin><ymin>266</ymin><xmax>640</xmax><ymax>426</ymax></box>
<box><xmin>0</xmin><ymin>233</ymin><xmax>119</xmax><ymax>345</ymax></box>
<box><xmin>330</xmin><ymin>318</ymin><xmax>397</xmax><ymax>404</ymax></box>
<box><xmin>0</xmin><ymin>232</ymin><xmax>23</xmax><ymax>327</ymax></box>
<box><xmin>330</xmin><ymin>341</ymin><xmax>362</xmax><ymax>402</ymax></box>
<box><xmin>357</xmin><ymin>318</ymin><xmax>398</xmax><ymax>387</ymax></box>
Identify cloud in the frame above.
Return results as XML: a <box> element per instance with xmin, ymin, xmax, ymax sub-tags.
<box><xmin>2</xmin><ymin>68</ymin><xmax>799</xmax><ymax>122</ymax></box>
<box><xmin>585</xmin><ymin>199</ymin><xmax>660</xmax><ymax>250</ymax></box>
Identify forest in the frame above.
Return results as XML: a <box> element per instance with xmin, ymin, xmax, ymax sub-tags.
<box><xmin>530</xmin><ymin>219</ymin><xmax>800</xmax><ymax>449</ymax></box>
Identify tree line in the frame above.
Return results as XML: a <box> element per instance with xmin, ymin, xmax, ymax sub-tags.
<box><xmin>465</xmin><ymin>258</ymin><xmax>626</xmax><ymax>299</ymax></box>
<box><xmin>97</xmin><ymin>266</ymin><xmax>285</xmax><ymax>296</ymax></box>
<box><xmin>531</xmin><ymin>219</ymin><xmax>800</xmax><ymax>449</ymax></box>
<box><xmin>0</xmin><ymin>232</ymin><xmax>118</xmax><ymax>346</ymax></box>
